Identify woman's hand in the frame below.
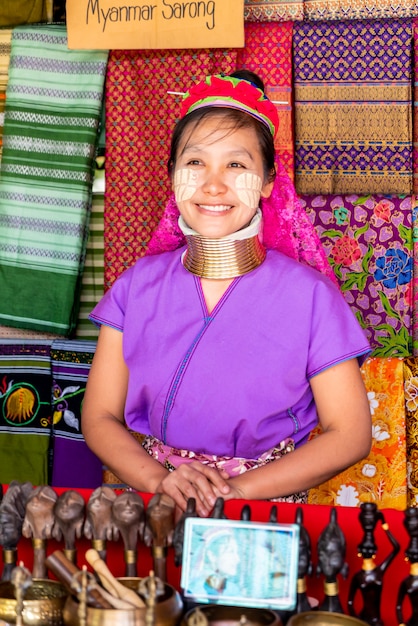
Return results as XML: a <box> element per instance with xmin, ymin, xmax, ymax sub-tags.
<box><xmin>155</xmin><ymin>462</ymin><xmax>231</xmax><ymax>517</ymax></box>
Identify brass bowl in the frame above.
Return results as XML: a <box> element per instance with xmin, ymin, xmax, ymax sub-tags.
<box><xmin>63</xmin><ymin>578</ymin><xmax>183</xmax><ymax>626</ymax></box>
<box><xmin>0</xmin><ymin>579</ymin><xmax>67</xmax><ymax>626</ymax></box>
<box><xmin>182</xmin><ymin>604</ymin><xmax>282</xmax><ymax>626</ymax></box>
<box><xmin>287</xmin><ymin>612</ymin><xmax>369</xmax><ymax>626</ymax></box>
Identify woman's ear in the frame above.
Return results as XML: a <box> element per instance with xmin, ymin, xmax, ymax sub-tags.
<box><xmin>261</xmin><ymin>166</ymin><xmax>276</xmax><ymax>200</ymax></box>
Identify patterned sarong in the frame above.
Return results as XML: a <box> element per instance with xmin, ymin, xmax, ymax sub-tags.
<box><xmin>50</xmin><ymin>339</ymin><xmax>103</xmax><ymax>488</ymax></box>
<box><xmin>0</xmin><ymin>25</ymin><xmax>108</xmax><ymax>334</ymax></box>
<box><xmin>309</xmin><ymin>356</ymin><xmax>407</xmax><ymax>510</ymax></box>
<box><xmin>301</xmin><ymin>193</ymin><xmax>413</xmax><ymax>357</ymax></box>
<box><xmin>294</xmin><ymin>19</ymin><xmax>413</xmax><ymax>195</ymax></box>
<box><xmin>237</xmin><ymin>21</ymin><xmax>294</xmax><ymax>178</ymax></box>
<box><xmin>0</xmin><ymin>28</ymin><xmax>12</xmax><ymax>165</ymax></box>
<box><xmin>104</xmin><ymin>49</ymin><xmax>237</xmax><ymax>288</ymax></box>
<box><xmin>244</xmin><ymin>0</ymin><xmax>304</xmax><ymax>21</ymax></box>
<box><xmin>304</xmin><ymin>0</ymin><xmax>418</xmax><ymax>20</ymax></box>
<box><xmin>0</xmin><ymin>340</ymin><xmax>53</xmax><ymax>485</ymax></box>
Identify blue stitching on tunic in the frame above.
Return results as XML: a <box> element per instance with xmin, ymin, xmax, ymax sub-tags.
<box><xmin>287</xmin><ymin>408</ymin><xmax>300</xmax><ymax>433</ymax></box>
<box><xmin>161</xmin><ymin>320</ymin><xmax>210</xmax><ymax>442</ymax></box>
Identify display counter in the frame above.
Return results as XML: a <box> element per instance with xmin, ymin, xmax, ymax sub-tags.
<box><xmin>0</xmin><ymin>487</ymin><xmax>413</xmax><ymax>626</ymax></box>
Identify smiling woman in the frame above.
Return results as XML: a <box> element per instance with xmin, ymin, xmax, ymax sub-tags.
<box><xmin>81</xmin><ymin>71</ymin><xmax>372</xmax><ymax>518</ymax></box>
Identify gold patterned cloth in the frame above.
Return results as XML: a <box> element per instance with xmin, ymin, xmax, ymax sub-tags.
<box><xmin>403</xmin><ymin>357</ymin><xmax>418</xmax><ymax>506</ymax></box>
<box><xmin>294</xmin><ymin>18</ymin><xmax>413</xmax><ymax>195</ymax></box>
<box><xmin>308</xmin><ymin>357</ymin><xmax>407</xmax><ymax>510</ymax></box>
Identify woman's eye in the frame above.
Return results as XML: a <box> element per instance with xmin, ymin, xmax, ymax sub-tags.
<box><xmin>186</xmin><ymin>159</ymin><xmax>201</xmax><ymax>166</ymax></box>
<box><xmin>229</xmin><ymin>162</ymin><xmax>245</xmax><ymax>168</ymax></box>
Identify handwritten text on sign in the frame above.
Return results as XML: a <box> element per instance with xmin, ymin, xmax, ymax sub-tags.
<box><xmin>66</xmin><ymin>0</ymin><xmax>244</xmax><ymax>49</ymax></box>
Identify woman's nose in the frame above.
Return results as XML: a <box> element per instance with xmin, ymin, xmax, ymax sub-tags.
<box><xmin>202</xmin><ymin>170</ymin><xmax>227</xmax><ymax>194</ymax></box>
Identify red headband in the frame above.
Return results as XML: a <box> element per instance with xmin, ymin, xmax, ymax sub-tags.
<box><xmin>180</xmin><ymin>75</ymin><xmax>279</xmax><ymax>138</ymax></box>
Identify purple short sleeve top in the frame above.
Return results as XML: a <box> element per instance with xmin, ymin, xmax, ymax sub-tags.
<box><xmin>90</xmin><ymin>248</ymin><xmax>371</xmax><ymax>459</ymax></box>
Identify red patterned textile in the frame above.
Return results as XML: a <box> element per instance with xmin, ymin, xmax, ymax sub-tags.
<box><xmin>104</xmin><ymin>50</ymin><xmax>237</xmax><ymax>288</ymax></box>
<box><xmin>237</xmin><ymin>21</ymin><xmax>294</xmax><ymax>179</ymax></box>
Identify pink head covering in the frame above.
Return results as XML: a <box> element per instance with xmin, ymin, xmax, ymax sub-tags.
<box><xmin>146</xmin><ymin>74</ymin><xmax>337</xmax><ymax>285</ymax></box>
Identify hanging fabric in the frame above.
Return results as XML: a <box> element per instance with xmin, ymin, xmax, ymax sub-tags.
<box><xmin>104</xmin><ymin>49</ymin><xmax>237</xmax><ymax>288</ymax></box>
<box><xmin>301</xmin><ymin>193</ymin><xmax>413</xmax><ymax>357</ymax></box>
<box><xmin>0</xmin><ymin>25</ymin><xmax>108</xmax><ymax>335</ymax></box>
<box><xmin>0</xmin><ymin>340</ymin><xmax>53</xmax><ymax>485</ymax></box>
<box><xmin>294</xmin><ymin>18</ymin><xmax>413</xmax><ymax>195</ymax></box>
<box><xmin>237</xmin><ymin>21</ymin><xmax>295</xmax><ymax>179</ymax></box>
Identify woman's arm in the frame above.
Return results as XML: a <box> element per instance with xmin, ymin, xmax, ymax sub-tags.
<box><xmin>224</xmin><ymin>358</ymin><xmax>372</xmax><ymax>501</ymax></box>
<box><xmin>82</xmin><ymin>325</ymin><xmax>230</xmax><ymax>516</ymax></box>
<box><xmin>82</xmin><ymin>325</ymin><xmax>170</xmax><ymax>492</ymax></box>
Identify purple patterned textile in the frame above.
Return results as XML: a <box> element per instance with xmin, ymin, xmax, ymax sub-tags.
<box><xmin>300</xmin><ymin>194</ymin><xmax>413</xmax><ymax>356</ymax></box>
<box><xmin>294</xmin><ymin>19</ymin><xmax>413</xmax><ymax>195</ymax></box>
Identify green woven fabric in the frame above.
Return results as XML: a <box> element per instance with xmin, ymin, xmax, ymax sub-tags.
<box><xmin>0</xmin><ymin>24</ymin><xmax>108</xmax><ymax>335</ymax></box>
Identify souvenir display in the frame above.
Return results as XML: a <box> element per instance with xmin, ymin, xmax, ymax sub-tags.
<box><xmin>53</xmin><ymin>491</ymin><xmax>86</xmax><ymax>565</ymax></box>
<box><xmin>0</xmin><ymin>481</ymin><xmax>33</xmax><ymax>581</ymax></box>
<box><xmin>83</xmin><ymin>486</ymin><xmax>118</xmax><ymax>562</ymax></box>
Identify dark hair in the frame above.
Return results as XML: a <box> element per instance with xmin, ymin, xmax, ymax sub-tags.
<box><xmin>168</xmin><ymin>72</ymin><xmax>276</xmax><ymax>184</ymax></box>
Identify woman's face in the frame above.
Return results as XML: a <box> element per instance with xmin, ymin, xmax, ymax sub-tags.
<box><xmin>173</xmin><ymin>117</ymin><xmax>273</xmax><ymax>240</ymax></box>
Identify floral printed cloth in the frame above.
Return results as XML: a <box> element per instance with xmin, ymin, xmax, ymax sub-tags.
<box><xmin>300</xmin><ymin>194</ymin><xmax>413</xmax><ymax>357</ymax></box>
<box><xmin>308</xmin><ymin>356</ymin><xmax>407</xmax><ymax>510</ymax></box>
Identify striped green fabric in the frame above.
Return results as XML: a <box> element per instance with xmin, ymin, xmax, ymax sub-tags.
<box><xmin>74</xmin><ymin>191</ymin><xmax>104</xmax><ymax>340</ymax></box>
<box><xmin>0</xmin><ymin>24</ymin><xmax>108</xmax><ymax>335</ymax></box>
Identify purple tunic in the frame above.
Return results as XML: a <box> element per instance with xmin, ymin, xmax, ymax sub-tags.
<box><xmin>90</xmin><ymin>248</ymin><xmax>370</xmax><ymax>459</ymax></box>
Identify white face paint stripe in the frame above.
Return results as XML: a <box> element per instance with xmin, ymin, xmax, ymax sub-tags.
<box><xmin>235</xmin><ymin>172</ymin><xmax>263</xmax><ymax>210</ymax></box>
<box><xmin>173</xmin><ymin>168</ymin><xmax>198</xmax><ymax>203</ymax></box>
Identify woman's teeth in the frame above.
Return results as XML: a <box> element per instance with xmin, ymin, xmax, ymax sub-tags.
<box><xmin>199</xmin><ymin>204</ymin><xmax>231</xmax><ymax>212</ymax></box>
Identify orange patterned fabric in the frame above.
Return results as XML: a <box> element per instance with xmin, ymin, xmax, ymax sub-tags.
<box><xmin>104</xmin><ymin>49</ymin><xmax>237</xmax><ymax>288</ymax></box>
<box><xmin>237</xmin><ymin>21</ymin><xmax>294</xmax><ymax>179</ymax></box>
<box><xmin>308</xmin><ymin>357</ymin><xmax>407</xmax><ymax>510</ymax></box>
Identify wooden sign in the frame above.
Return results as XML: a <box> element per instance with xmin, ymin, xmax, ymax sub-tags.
<box><xmin>66</xmin><ymin>0</ymin><xmax>244</xmax><ymax>49</ymax></box>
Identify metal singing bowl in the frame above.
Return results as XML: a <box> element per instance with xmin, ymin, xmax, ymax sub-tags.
<box><xmin>0</xmin><ymin>579</ymin><xmax>67</xmax><ymax>626</ymax></box>
<box><xmin>287</xmin><ymin>612</ymin><xmax>370</xmax><ymax>626</ymax></box>
<box><xmin>63</xmin><ymin>578</ymin><xmax>183</xmax><ymax>626</ymax></box>
<box><xmin>182</xmin><ymin>604</ymin><xmax>282</xmax><ymax>626</ymax></box>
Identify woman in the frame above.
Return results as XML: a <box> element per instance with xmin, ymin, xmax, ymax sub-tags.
<box><xmin>82</xmin><ymin>71</ymin><xmax>372</xmax><ymax>517</ymax></box>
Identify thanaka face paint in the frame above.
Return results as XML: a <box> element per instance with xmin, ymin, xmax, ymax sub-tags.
<box><xmin>235</xmin><ymin>172</ymin><xmax>263</xmax><ymax>210</ymax></box>
<box><xmin>173</xmin><ymin>168</ymin><xmax>198</xmax><ymax>203</ymax></box>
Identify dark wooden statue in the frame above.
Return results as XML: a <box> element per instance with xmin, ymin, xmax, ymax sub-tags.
<box><xmin>112</xmin><ymin>490</ymin><xmax>145</xmax><ymax>577</ymax></box>
<box><xmin>316</xmin><ymin>507</ymin><xmax>349</xmax><ymax>614</ymax></box>
<box><xmin>22</xmin><ymin>485</ymin><xmax>58</xmax><ymax>578</ymax></box>
<box><xmin>347</xmin><ymin>502</ymin><xmax>400</xmax><ymax>626</ymax></box>
<box><xmin>396</xmin><ymin>507</ymin><xmax>418</xmax><ymax>626</ymax></box>
<box><xmin>83</xmin><ymin>486</ymin><xmax>118</xmax><ymax>561</ymax></box>
<box><xmin>295</xmin><ymin>507</ymin><xmax>313</xmax><ymax>614</ymax></box>
<box><xmin>0</xmin><ymin>481</ymin><xmax>33</xmax><ymax>581</ymax></box>
<box><xmin>53</xmin><ymin>489</ymin><xmax>86</xmax><ymax>564</ymax></box>
<box><xmin>172</xmin><ymin>497</ymin><xmax>197</xmax><ymax>567</ymax></box>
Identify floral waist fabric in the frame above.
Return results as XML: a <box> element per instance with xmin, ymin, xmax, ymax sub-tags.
<box><xmin>142</xmin><ymin>435</ymin><xmax>308</xmax><ymax>504</ymax></box>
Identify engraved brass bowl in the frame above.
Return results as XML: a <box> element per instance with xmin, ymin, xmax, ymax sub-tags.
<box><xmin>287</xmin><ymin>612</ymin><xmax>369</xmax><ymax>626</ymax></box>
<box><xmin>182</xmin><ymin>604</ymin><xmax>282</xmax><ymax>626</ymax></box>
<box><xmin>0</xmin><ymin>579</ymin><xmax>67</xmax><ymax>626</ymax></box>
<box><xmin>63</xmin><ymin>578</ymin><xmax>183</xmax><ymax>626</ymax></box>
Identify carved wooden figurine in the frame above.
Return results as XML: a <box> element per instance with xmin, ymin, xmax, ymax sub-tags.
<box><xmin>53</xmin><ymin>489</ymin><xmax>86</xmax><ymax>564</ymax></box>
<box><xmin>0</xmin><ymin>481</ymin><xmax>33</xmax><ymax>580</ymax></box>
<box><xmin>112</xmin><ymin>490</ymin><xmax>145</xmax><ymax>577</ymax></box>
<box><xmin>316</xmin><ymin>507</ymin><xmax>349</xmax><ymax>614</ymax></box>
<box><xmin>143</xmin><ymin>493</ymin><xmax>175</xmax><ymax>582</ymax></box>
<box><xmin>295</xmin><ymin>507</ymin><xmax>313</xmax><ymax>614</ymax></box>
<box><xmin>83</xmin><ymin>486</ymin><xmax>118</xmax><ymax>561</ymax></box>
<box><xmin>22</xmin><ymin>485</ymin><xmax>58</xmax><ymax>578</ymax></box>
<box><xmin>172</xmin><ymin>498</ymin><xmax>197</xmax><ymax>567</ymax></box>
<box><xmin>396</xmin><ymin>507</ymin><xmax>418</xmax><ymax>626</ymax></box>
<box><xmin>347</xmin><ymin>502</ymin><xmax>400</xmax><ymax>626</ymax></box>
